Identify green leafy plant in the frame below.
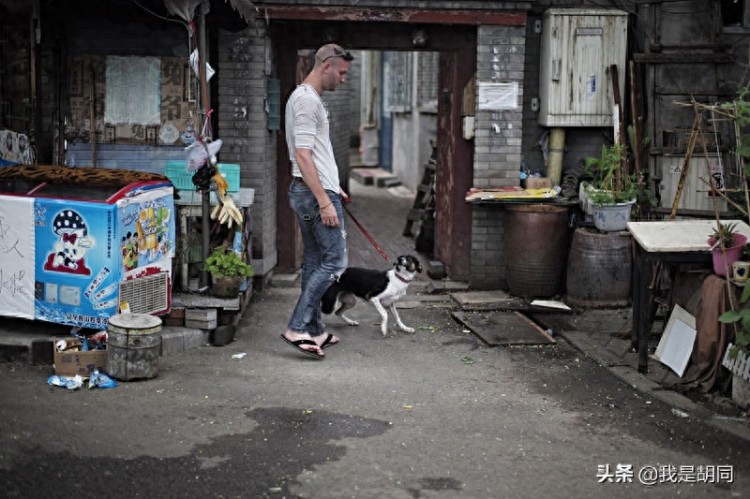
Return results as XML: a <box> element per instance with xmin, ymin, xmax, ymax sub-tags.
<box><xmin>709</xmin><ymin>222</ymin><xmax>739</xmax><ymax>250</ymax></box>
<box><xmin>205</xmin><ymin>245</ymin><xmax>254</xmax><ymax>278</ymax></box>
<box><xmin>583</xmin><ymin>143</ymin><xmax>638</xmax><ymax>204</ymax></box>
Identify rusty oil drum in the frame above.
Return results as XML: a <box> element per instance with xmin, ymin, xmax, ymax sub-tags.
<box><xmin>504</xmin><ymin>204</ymin><xmax>570</xmax><ymax>298</ymax></box>
<box><xmin>565</xmin><ymin>228</ymin><xmax>632</xmax><ymax>308</ymax></box>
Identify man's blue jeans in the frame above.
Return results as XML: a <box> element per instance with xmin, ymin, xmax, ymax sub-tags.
<box><xmin>287</xmin><ymin>181</ymin><xmax>347</xmax><ymax>336</ymax></box>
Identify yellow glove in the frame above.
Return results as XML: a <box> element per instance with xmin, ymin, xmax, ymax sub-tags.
<box><xmin>210</xmin><ymin>202</ymin><xmax>222</xmax><ymax>220</ymax></box>
<box><xmin>216</xmin><ymin>192</ymin><xmax>243</xmax><ymax>229</ymax></box>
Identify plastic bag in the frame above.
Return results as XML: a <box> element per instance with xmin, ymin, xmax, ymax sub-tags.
<box><xmin>88</xmin><ymin>369</ymin><xmax>118</xmax><ymax>389</ymax></box>
<box><xmin>185</xmin><ymin>141</ymin><xmax>209</xmax><ymax>172</ymax></box>
<box><xmin>47</xmin><ymin>374</ymin><xmax>84</xmax><ymax>390</ymax></box>
<box><xmin>184</xmin><ymin>139</ymin><xmax>222</xmax><ymax>172</ymax></box>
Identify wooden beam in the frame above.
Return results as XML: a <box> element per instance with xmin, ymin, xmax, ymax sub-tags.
<box><xmin>629</xmin><ymin>61</ymin><xmax>643</xmax><ymax>181</ymax></box>
<box><xmin>258</xmin><ymin>6</ymin><xmax>526</xmax><ymax>26</ymax></box>
<box><xmin>634</xmin><ymin>53</ymin><xmax>734</xmax><ymax>64</ymax></box>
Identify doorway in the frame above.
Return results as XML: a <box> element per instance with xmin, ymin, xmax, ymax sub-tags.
<box><xmin>271</xmin><ymin>20</ymin><xmax>476</xmax><ymax>279</ymax></box>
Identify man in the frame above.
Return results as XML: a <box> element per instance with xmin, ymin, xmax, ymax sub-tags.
<box><xmin>280</xmin><ymin>43</ymin><xmax>354</xmax><ymax>359</ymax></box>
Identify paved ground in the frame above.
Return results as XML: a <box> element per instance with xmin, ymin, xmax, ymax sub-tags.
<box><xmin>1</xmin><ymin>171</ymin><xmax>750</xmax><ymax>497</ymax></box>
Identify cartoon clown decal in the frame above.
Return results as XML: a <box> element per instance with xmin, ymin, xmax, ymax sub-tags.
<box><xmin>43</xmin><ymin>209</ymin><xmax>94</xmax><ymax>275</ymax></box>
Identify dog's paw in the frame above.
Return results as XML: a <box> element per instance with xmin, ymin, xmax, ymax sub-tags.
<box><xmin>346</xmin><ymin>319</ymin><xmax>360</xmax><ymax>326</ymax></box>
<box><xmin>400</xmin><ymin>326</ymin><xmax>415</xmax><ymax>333</ymax></box>
<box><xmin>380</xmin><ymin>326</ymin><xmax>388</xmax><ymax>336</ymax></box>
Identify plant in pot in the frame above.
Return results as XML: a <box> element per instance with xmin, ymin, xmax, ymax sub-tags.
<box><xmin>707</xmin><ymin>222</ymin><xmax>747</xmax><ymax>277</ymax></box>
<box><xmin>718</xmin><ymin>284</ymin><xmax>750</xmax><ymax>408</ymax></box>
<box><xmin>205</xmin><ymin>245</ymin><xmax>254</xmax><ymax>298</ymax></box>
<box><xmin>582</xmin><ymin>143</ymin><xmax>638</xmax><ymax>232</ymax></box>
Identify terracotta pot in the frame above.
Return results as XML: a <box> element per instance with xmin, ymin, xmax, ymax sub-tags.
<box><xmin>504</xmin><ymin>204</ymin><xmax>570</xmax><ymax>298</ymax></box>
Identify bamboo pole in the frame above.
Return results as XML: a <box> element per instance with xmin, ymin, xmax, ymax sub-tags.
<box><xmin>669</xmin><ymin>107</ymin><xmax>702</xmax><ymax>219</ymax></box>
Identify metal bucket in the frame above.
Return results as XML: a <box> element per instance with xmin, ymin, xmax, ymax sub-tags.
<box><xmin>504</xmin><ymin>204</ymin><xmax>570</xmax><ymax>298</ymax></box>
<box><xmin>106</xmin><ymin>313</ymin><xmax>162</xmax><ymax>380</ymax></box>
<box><xmin>566</xmin><ymin>228</ymin><xmax>632</xmax><ymax>308</ymax></box>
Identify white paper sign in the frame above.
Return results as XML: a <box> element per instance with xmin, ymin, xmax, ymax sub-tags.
<box><xmin>653</xmin><ymin>304</ymin><xmax>696</xmax><ymax>377</ymax></box>
<box><xmin>0</xmin><ymin>195</ymin><xmax>35</xmax><ymax>318</ymax></box>
<box><xmin>477</xmin><ymin>82</ymin><xmax>519</xmax><ymax>110</ymax></box>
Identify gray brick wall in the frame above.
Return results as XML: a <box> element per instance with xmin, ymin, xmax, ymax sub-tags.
<box><xmin>470</xmin><ymin>24</ymin><xmax>526</xmax><ymax>289</ymax></box>
<box><xmin>216</xmin><ymin>23</ymin><xmax>357</xmax><ymax>277</ymax></box>
<box><xmin>217</xmin><ymin>23</ymin><xmax>278</xmax><ymax>276</ymax></box>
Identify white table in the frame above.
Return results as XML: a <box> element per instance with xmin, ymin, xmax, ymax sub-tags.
<box><xmin>627</xmin><ymin>220</ymin><xmax>750</xmax><ymax>372</ymax></box>
<box><xmin>628</xmin><ymin>220</ymin><xmax>750</xmax><ymax>253</ymax></box>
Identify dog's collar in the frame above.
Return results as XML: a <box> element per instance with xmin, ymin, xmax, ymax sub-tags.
<box><xmin>395</xmin><ymin>273</ymin><xmax>413</xmax><ymax>283</ymax></box>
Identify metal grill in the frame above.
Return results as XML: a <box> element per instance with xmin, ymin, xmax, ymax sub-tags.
<box><xmin>118</xmin><ymin>272</ymin><xmax>169</xmax><ymax>315</ymax></box>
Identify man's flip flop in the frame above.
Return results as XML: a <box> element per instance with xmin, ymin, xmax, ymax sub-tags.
<box><xmin>280</xmin><ymin>334</ymin><xmax>324</xmax><ymax>359</ymax></box>
<box><xmin>320</xmin><ymin>333</ymin><xmax>339</xmax><ymax>349</ymax></box>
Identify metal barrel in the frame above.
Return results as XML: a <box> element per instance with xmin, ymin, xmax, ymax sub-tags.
<box><xmin>504</xmin><ymin>204</ymin><xmax>570</xmax><ymax>298</ymax></box>
<box><xmin>106</xmin><ymin>313</ymin><xmax>162</xmax><ymax>380</ymax></box>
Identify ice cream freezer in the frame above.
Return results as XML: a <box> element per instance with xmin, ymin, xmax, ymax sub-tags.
<box><xmin>0</xmin><ymin>165</ymin><xmax>176</xmax><ymax>329</ymax></box>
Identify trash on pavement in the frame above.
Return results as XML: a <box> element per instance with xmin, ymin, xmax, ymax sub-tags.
<box><xmin>52</xmin><ymin>330</ymin><xmax>108</xmax><ymax>378</ymax></box>
<box><xmin>88</xmin><ymin>369</ymin><xmax>118</xmax><ymax>389</ymax></box>
<box><xmin>47</xmin><ymin>374</ymin><xmax>84</xmax><ymax>390</ymax></box>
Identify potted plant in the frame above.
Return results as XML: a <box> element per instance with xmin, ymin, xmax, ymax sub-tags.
<box><xmin>582</xmin><ymin>143</ymin><xmax>638</xmax><ymax>231</ymax></box>
<box><xmin>707</xmin><ymin>222</ymin><xmax>747</xmax><ymax>277</ymax></box>
<box><xmin>205</xmin><ymin>245</ymin><xmax>254</xmax><ymax>297</ymax></box>
<box><xmin>718</xmin><ymin>284</ymin><xmax>750</xmax><ymax>408</ymax></box>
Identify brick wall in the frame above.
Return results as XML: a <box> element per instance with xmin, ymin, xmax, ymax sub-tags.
<box><xmin>216</xmin><ymin>22</ymin><xmax>356</xmax><ymax>277</ymax></box>
<box><xmin>217</xmin><ymin>22</ymin><xmax>278</xmax><ymax>276</ymax></box>
<box><xmin>470</xmin><ymin>24</ymin><xmax>526</xmax><ymax>289</ymax></box>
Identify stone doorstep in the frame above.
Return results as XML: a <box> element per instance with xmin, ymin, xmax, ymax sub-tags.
<box><xmin>377</xmin><ymin>176</ymin><xmax>401</xmax><ymax>188</ymax></box>
<box><xmin>161</xmin><ymin>327</ymin><xmax>210</xmax><ymax>355</ymax></box>
<box><xmin>269</xmin><ymin>272</ymin><xmax>300</xmax><ymax>288</ymax></box>
<box><xmin>351</xmin><ymin>167</ymin><xmax>399</xmax><ymax>189</ymax></box>
<box><xmin>0</xmin><ymin>325</ymin><xmax>212</xmax><ymax>366</ymax></box>
<box><xmin>350</xmin><ymin>169</ymin><xmax>375</xmax><ymax>185</ymax></box>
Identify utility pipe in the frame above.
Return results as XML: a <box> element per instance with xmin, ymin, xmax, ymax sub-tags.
<box><xmin>199</xmin><ymin>2</ymin><xmax>211</xmax><ymax>289</ymax></box>
<box><xmin>547</xmin><ymin>127</ymin><xmax>565</xmax><ymax>187</ymax></box>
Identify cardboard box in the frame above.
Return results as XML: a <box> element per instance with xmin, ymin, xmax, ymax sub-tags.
<box><xmin>54</xmin><ymin>347</ymin><xmax>106</xmax><ymax>377</ymax></box>
<box><xmin>524</xmin><ymin>177</ymin><xmax>552</xmax><ymax>189</ymax></box>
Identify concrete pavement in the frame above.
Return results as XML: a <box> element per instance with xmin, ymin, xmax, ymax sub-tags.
<box><xmin>1</xmin><ymin>174</ymin><xmax>749</xmax><ymax>450</ymax></box>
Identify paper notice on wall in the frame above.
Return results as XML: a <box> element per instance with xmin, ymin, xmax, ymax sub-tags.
<box><xmin>0</xmin><ymin>195</ymin><xmax>35</xmax><ymax>319</ymax></box>
<box><xmin>104</xmin><ymin>56</ymin><xmax>161</xmax><ymax>125</ymax></box>
<box><xmin>477</xmin><ymin>82</ymin><xmax>518</xmax><ymax>110</ymax></box>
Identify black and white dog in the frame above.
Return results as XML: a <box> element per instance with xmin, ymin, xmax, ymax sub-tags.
<box><xmin>321</xmin><ymin>254</ymin><xmax>423</xmax><ymax>336</ymax></box>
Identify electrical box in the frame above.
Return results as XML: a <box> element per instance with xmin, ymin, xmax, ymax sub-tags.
<box><xmin>538</xmin><ymin>9</ymin><xmax>628</xmax><ymax>127</ymax></box>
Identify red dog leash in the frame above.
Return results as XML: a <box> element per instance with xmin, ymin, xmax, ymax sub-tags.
<box><xmin>342</xmin><ymin>201</ymin><xmax>391</xmax><ymax>263</ymax></box>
